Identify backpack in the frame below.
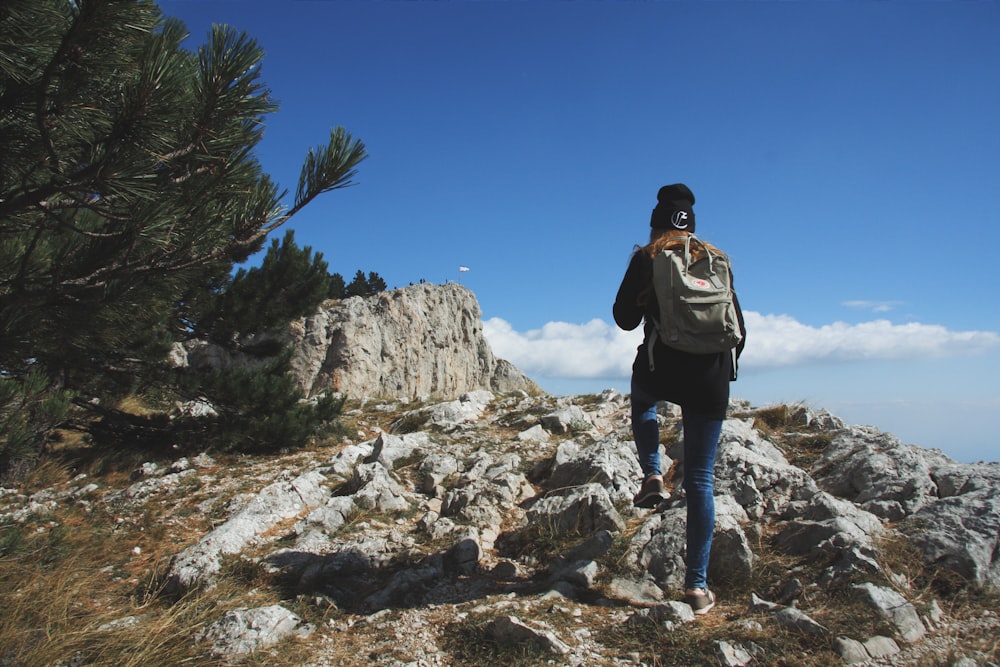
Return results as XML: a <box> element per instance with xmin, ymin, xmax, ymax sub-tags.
<box><xmin>647</xmin><ymin>233</ymin><xmax>742</xmax><ymax>365</ymax></box>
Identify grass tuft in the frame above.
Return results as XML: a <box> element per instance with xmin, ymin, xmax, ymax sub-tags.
<box><xmin>440</xmin><ymin>614</ymin><xmax>555</xmax><ymax>667</ymax></box>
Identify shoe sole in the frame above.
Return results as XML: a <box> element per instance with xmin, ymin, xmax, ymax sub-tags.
<box><xmin>633</xmin><ymin>492</ymin><xmax>665</xmax><ymax>509</ymax></box>
<box><xmin>686</xmin><ymin>592</ymin><xmax>716</xmax><ymax>615</ymax></box>
<box><xmin>691</xmin><ymin>600</ymin><xmax>715</xmax><ymax>615</ymax></box>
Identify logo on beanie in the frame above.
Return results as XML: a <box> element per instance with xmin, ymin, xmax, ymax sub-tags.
<box><xmin>671</xmin><ymin>210</ymin><xmax>690</xmax><ymax>229</ymax></box>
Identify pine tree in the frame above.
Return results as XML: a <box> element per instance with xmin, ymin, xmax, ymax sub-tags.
<box><xmin>345</xmin><ymin>270</ymin><xmax>370</xmax><ymax>297</ymax></box>
<box><xmin>197</xmin><ymin>230</ymin><xmax>333</xmax><ymax>345</ymax></box>
<box><xmin>0</xmin><ymin>370</ymin><xmax>71</xmax><ymax>484</ymax></box>
<box><xmin>328</xmin><ymin>272</ymin><xmax>347</xmax><ymax>299</ymax></box>
<box><xmin>165</xmin><ymin>230</ymin><xmax>340</xmax><ymax>454</ymax></box>
<box><xmin>173</xmin><ymin>348</ymin><xmax>345</xmax><ymax>456</ymax></box>
<box><xmin>345</xmin><ymin>269</ymin><xmax>387</xmax><ymax>297</ymax></box>
<box><xmin>366</xmin><ymin>271</ymin><xmax>388</xmax><ymax>294</ymax></box>
<box><xmin>0</xmin><ymin>0</ymin><xmax>367</xmax><ymax>477</ymax></box>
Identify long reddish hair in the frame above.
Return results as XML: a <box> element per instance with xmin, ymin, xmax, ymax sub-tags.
<box><xmin>642</xmin><ymin>228</ymin><xmax>722</xmax><ymax>261</ymax></box>
<box><xmin>635</xmin><ymin>229</ymin><xmax>726</xmax><ymax>307</ymax></box>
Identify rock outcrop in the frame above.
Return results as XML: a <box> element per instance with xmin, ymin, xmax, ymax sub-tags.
<box><xmin>171</xmin><ymin>283</ymin><xmax>536</xmax><ymax>402</ymax></box>
<box><xmin>287</xmin><ymin>282</ymin><xmax>537</xmax><ymax>400</ymax></box>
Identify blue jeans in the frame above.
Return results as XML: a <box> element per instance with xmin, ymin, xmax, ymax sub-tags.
<box><xmin>630</xmin><ymin>378</ymin><xmax>722</xmax><ymax>591</ymax></box>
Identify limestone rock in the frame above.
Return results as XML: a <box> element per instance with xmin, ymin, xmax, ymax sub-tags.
<box><xmin>199</xmin><ymin>605</ymin><xmax>311</xmax><ymax>657</ymax></box>
<box><xmin>288</xmin><ymin>283</ymin><xmax>537</xmax><ymax>400</ymax></box>
<box><xmin>774</xmin><ymin>606</ymin><xmax>829</xmax><ymax>636</ymax></box>
<box><xmin>165</xmin><ymin>470</ymin><xmax>328</xmax><ymax>593</ymax></box>
<box><xmin>485</xmin><ymin>615</ymin><xmax>570</xmax><ymax>655</ymax></box>
<box><xmin>627</xmin><ymin>601</ymin><xmax>696</xmax><ymax>628</ymax></box>
<box><xmin>814</xmin><ymin>425</ymin><xmax>1000</xmax><ymax>590</ymax></box>
<box><xmin>853</xmin><ymin>582</ymin><xmax>926</xmax><ymax>643</ymax></box>
<box><xmin>715</xmin><ymin>640</ymin><xmax>755</xmax><ymax>667</ymax></box>
<box><xmin>546</xmin><ymin>437</ymin><xmax>645</xmax><ymax>506</ymax></box>
<box><xmin>525</xmin><ymin>482</ymin><xmax>626</xmax><ymax>535</ymax></box>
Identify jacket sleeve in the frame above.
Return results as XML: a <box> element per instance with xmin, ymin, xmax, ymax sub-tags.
<box><xmin>613</xmin><ymin>251</ymin><xmax>647</xmax><ymax>331</ymax></box>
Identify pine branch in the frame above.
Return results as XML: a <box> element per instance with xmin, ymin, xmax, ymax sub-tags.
<box><xmin>292</xmin><ymin>127</ymin><xmax>368</xmax><ymax>212</ymax></box>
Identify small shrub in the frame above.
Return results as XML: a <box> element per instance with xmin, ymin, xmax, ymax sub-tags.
<box><xmin>780</xmin><ymin>433</ymin><xmax>834</xmax><ymax>469</ymax></box>
<box><xmin>0</xmin><ymin>522</ymin><xmax>26</xmax><ymax>559</ymax></box>
<box><xmin>0</xmin><ymin>370</ymin><xmax>72</xmax><ymax>484</ymax></box>
<box><xmin>440</xmin><ymin>614</ymin><xmax>553</xmax><ymax>667</ymax></box>
<box><xmin>496</xmin><ymin>517</ymin><xmax>585</xmax><ymax>566</ymax></box>
<box><xmin>594</xmin><ymin>530</ymin><xmax>636</xmax><ymax>583</ymax></box>
<box><xmin>390</xmin><ymin>410</ymin><xmax>431</xmax><ymax>434</ymax></box>
<box><xmin>219</xmin><ymin>554</ymin><xmax>272</xmax><ymax>590</ymax></box>
<box><xmin>753</xmin><ymin>404</ymin><xmax>799</xmax><ymax>432</ymax></box>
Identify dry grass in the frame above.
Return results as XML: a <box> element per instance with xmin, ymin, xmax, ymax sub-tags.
<box><xmin>0</xmin><ymin>426</ymin><xmax>334</xmax><ymax>666</ymax></box>
<box><xmin>495</xmin><ymin>513</ymin><xmax>591</xmax><ymax>568</ymax></box>
<box><xmin>749</xmin><ymin>403</ymin><xmax>803</xmax><ymax>432</ymax></box>
<box><xmin>0</xmin><ymin>511</ymin><xmax>325</xmax><ymax>667</ymax></box>
<box><xmin>738</xmin><ymin>402</ymin><xmax>836</xmax><ymax>470</ymax></box>
<box><xmin>1</xmin><ymin>517</ymin><xmax>205</xmax><ymax>666</ymax></box>
<box><xmin>599</xmin><ymin>608</ymin><xmax>846</xmax><ymax>667</ymax></box>
<box><xmin>440</xmin><ymin>613</ymin><xmax>556</xmax><ymax>667</ymax></box>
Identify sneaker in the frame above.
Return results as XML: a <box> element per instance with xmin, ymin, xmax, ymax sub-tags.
<box><xmin>633</xmin><ymin>476</ymin><xmax>666</xmax><ymax>509</ymax></box>
<box><xmin>684</xmin><ymin>588</ymin><xmax>716</xmax><ymax>615</ymax></box>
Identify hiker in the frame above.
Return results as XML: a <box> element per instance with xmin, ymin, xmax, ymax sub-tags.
<box><xmin>612</xmin><ymin>183</ymin><xmax>746</xmax><ymax>615</ymax></box>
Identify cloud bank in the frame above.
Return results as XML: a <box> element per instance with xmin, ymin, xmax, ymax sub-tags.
<box><xmin>483</xmin><ymin>311</ymin><xmax>1000</xmax><ymax>379</ymax></box>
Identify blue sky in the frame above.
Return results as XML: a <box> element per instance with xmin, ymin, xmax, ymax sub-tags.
<box><xmin>159</xmin><ymin>1</ymin><xmax>999</xmax><ymax>463</ymax></box>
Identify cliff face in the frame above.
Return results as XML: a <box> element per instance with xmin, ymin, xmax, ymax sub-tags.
<box><xmin>287</xmin><ymin>283</ymin><xmax>537</xmax><ymax>400</ymax></box>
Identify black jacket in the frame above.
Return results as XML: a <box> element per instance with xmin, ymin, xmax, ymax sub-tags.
<box><xmin>613</xmin><ymin>249</ymin><xmax>746</xmax><ymax>419</ymax></box>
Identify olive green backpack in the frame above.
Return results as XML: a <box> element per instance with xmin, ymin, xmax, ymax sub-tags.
<box><xmin>647</xmin><ymin>234</ymin><xmax>742</xmax><ymax>367</ymax></box>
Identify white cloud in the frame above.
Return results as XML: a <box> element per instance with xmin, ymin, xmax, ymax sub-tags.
<box><xmin>483</xmin><ymin>318</ymin><xmax>641</xmax><ymax>378</ymax></box>
<box><xmin>483</xmin><ymin>312</ymin><xmax>1000</xmax><ymax>379</ymax></box>
<box><xmin>842</xmin><ymin>300</ymin><xmax>904</xmax><ymax>313</ymax></box>
<box><xmin>742</xmin><ymin>312</ymin><xmax>1000</xmax><ymax>368</ymax></box>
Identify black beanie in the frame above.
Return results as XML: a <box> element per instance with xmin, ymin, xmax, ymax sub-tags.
<box><xmin>650</xmin><ymin>183</ymin><xmax>695</xmax><ymax>231</ymax></box>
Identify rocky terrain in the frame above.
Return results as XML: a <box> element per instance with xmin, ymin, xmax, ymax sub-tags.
<box><xmin>2</xmin><ymin>284</ymin><xmax>999</xmax><ymax>666</ymax></box>
<box><xmin>3</xmin><ymin>390</ymin><xmax>999</xmax><ymax>666</ymax></box>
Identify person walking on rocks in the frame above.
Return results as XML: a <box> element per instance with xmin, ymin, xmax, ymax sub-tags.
<box><xmin>613</xmin><ymin>183</ymin><xmax>746</xmax><ymax>614</ymax></box>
